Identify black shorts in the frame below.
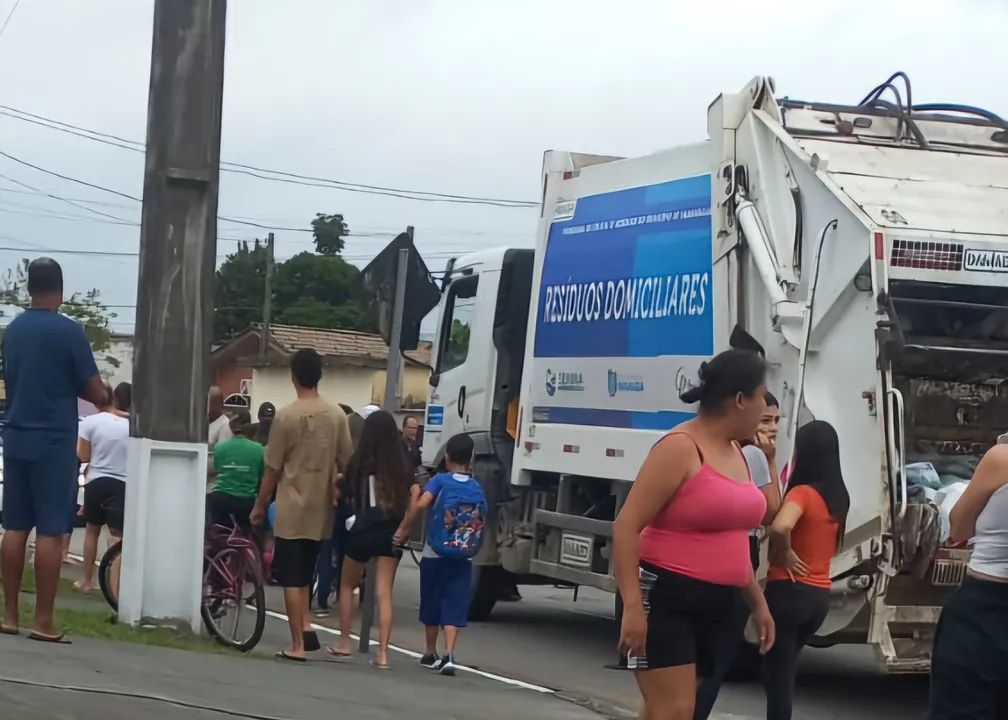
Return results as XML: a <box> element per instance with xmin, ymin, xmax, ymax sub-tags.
<box><xmin>82</xmin><ymin>477</ymin><xmax>127</xmax><ymax>533</ymax></box>
<box><xmin>928</xmin><ymin>576</ymin><xmax>1008</xmax><ymax>719</ymax></box>
<box><xmin>635</xmin><ymin>561</ymin><xmax>740</xmax><ymax>673</ymax></box>
<box><xmin>343</xmin><ymin>519</ymin><xmax>403</xmax><ymax>564</ymax></box>
<box><xmin>272</xmin><ymin>537</ymin><xmax>322</xmax><ymax>589</ymax></box>
<box><xmin>206</xmin><ymin>491</ymin><xmax>255</xmax><ymax>538</ymax></box>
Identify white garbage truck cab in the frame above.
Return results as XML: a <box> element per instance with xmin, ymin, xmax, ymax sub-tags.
<box><xmin>417</xmin><ymin>73</ymin><xmax>1008</xmax><ymax>670</ymax></box>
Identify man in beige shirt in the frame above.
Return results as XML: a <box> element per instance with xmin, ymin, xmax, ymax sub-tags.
<box><xmin>251</xmin><ymin>348</ymin><xmax>353</xmax><ymax>661</ymax></box>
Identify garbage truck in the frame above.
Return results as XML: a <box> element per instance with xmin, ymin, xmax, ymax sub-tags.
<box><xmin>416</xmin><ymin>72</ymin><xmax>1008</xmax><ymax>672</ymax></box>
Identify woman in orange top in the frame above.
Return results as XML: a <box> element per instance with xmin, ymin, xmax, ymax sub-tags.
<box><xmin>764</xmin><ymin>420</ymin><xmax>850</xmax><ymax>720</ymax></box>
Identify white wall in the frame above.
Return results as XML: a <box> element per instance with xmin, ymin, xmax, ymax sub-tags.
<box><xmin>251</xmin><ymin>365</ymin><xmax>374</xmax><ymax>415</ymax></box>
<box><xmin>96</xmin><ymin>335</ymin><xmax>134</xmax><ymax>387</ymax></box>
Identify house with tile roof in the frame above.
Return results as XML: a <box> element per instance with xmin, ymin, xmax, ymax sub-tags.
<box><xmin>210</xmin><ymin>323</ymin><xmax>432</xmax><ymax>416</ymax></box>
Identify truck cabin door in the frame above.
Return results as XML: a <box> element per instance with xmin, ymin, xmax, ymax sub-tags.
<box><xmin>426</xmin><ymin>273</ymin><xmax>481</xmax><ymax>462</ymax></box>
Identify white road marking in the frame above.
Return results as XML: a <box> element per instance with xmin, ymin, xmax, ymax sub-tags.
<box><xmin>265</xmin><ymin>609</ymin><xmax>555</xmax><ymax>693</ymax></box>
<box><xmin>66</xmin><ymin>550</ymin><xmax>554</xmax><ymax>694</ymax></box>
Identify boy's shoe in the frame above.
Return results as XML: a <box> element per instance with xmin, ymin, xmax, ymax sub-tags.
<box><xmin>439</xmin><ymin>653</ymin><xmax>456</xmax><ymax>676</ymax></box>
<box><xmin>313</xmin><ymin>607</ymin><xmax>330</xmax><ymax>618</ymax></box>
<box><xmin>419</xmin><ymin>653</ymin><xmax>440</xmax><ymax>669</ymax></box>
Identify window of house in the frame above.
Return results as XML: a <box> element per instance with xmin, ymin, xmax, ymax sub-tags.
<box><xmin>437</xmin><ymin>276</ymin><xmax>478</xmax><ymax>374</ymax></box>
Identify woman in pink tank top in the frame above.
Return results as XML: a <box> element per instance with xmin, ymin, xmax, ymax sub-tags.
<box><xmin>613</xmin><ymin>348</ymin><xmax>777</xmax><ymax>720</ymax></box>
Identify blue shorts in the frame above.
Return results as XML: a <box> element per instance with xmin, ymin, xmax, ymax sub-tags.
<box><xmin>419</xmin><ymin>557</ymin><xmax>472</xmax><ymax>629</ymax></box>
<box><xmin>2</xmin><ymin>441</ymin><xmax>79</xmax><ymax>537</ymax></box>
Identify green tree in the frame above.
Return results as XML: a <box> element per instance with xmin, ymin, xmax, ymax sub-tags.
<box><xmin>310</xmin><ymin>213</ymin><xmax>348</xmax><ymax>256</ymax></box>
<box><xmin>272</xmin><ymin>252</ymin><xmax>376</xmax><ymax>333</ymax></box>
<box><xmin>0</xmin><ymin>259</ymin><xmax>116</xmax><ymax>351</ymax></box>
<box><xmin>211</xmin><ymin>218</ymin><xmax>377</xmax><ymax>344</ymax></box>
<box><xmin>449</xmin><ymin>318</ymin><xmax>471</xmax><ymax>349</ymax></box>
<box><xmin>213</xmin><ymin>239</ymin><xmax>269</xmax><ymax>342</ymax></box>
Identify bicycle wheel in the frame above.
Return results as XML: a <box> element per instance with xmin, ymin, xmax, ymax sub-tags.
<box><xmin>98</xmin><ymin>541</ymin><xmax>123</xmax><ymax>612</ymax></box>
<box><xmin>201</xmin><ymin>546</ymin><xmax>266</xmax><ymax>653</ymax></box>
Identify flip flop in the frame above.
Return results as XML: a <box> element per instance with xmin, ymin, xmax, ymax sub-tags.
<box><xmin>28</xmin><ymin>632</ymin><xmax>71</xmax><ymax>645</ymax></box>
<box><xmin>275</xmin><ymin>650</ymin><xmax>306</xmax><ymax>663</ymax></box>
<box><xmin>370</xmin><ymin>659</ymin><xmax>390</xmax><ymax>671</ymax></box>
<box><xmin>326</xmin><ymin>646</ymin><xmax>351</xmax><ymax>658</ymax></box>
<box><xmin>303</xmin><ymin>630</ymin><xmax>321</xmax><ymax>652</ymax></box>
<box><xmin>0</xmin><ymin>626</ymin><xmax>19</xmax><ymax>636</ymax></box>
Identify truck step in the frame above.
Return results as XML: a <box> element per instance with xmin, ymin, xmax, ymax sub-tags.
<box><xmin>885</xmin><ymin>637</ymin><xmax>932</xmax><ymax>674</ymax></box>
<box><xmin>875</xmin><ymin>604</ymin><xmax>942</xmax><ymax>674</ymax></box>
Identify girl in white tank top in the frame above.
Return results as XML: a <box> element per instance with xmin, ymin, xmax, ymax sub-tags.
<box><xmin>927</xmin><ymin>443</ymin><xmax>1008</xmax><ymax>719</ymax></box>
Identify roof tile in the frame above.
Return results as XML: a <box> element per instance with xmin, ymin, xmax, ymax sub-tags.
<box><xmin>267</xmin><ymin>324</ymin><xmax>431</xmax><ymax>365</ymax></box>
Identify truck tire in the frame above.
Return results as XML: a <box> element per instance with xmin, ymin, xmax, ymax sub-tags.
<box><xmin>468</xmin><ymin>565</ymin><xmax>499</xmax><ymax>622</ymax></box>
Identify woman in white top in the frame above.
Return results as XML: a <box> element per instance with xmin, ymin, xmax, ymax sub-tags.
<box><xmin>73</xmin><ymin>383</ymin><xmax>130</xmax><ymax>593</ymax></box>
<box><xmin>927</xmin><ymin>441</ymin><xmax>1008</xmax><ymax>719</ymax></box>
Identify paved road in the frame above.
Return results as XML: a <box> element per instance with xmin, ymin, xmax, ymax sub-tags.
<box><xmin>0</xmin><ymin>631</ymin><xmax>600</xmax><ymax>720</ymax></box>
<box><xmin>67</xmin><ymin>530</ymin><xmax>931</xmax><ymax>720</ymax></box>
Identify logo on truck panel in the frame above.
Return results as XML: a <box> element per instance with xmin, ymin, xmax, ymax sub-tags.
<box><xmin>607</xmin><ymin>369</ymin><xmax>644</xmax><ymax>397</ymax></box>
<box><xmin>545</xmin><ymin>369</ymin><xmax>584</xmax><ymax>396</ymax></box>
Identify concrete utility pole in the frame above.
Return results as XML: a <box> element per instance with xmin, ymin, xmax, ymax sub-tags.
<box><xmin>358</xmin><ymin>235</ymin><xmax>412</xmax><ymax>652</ymax></box>
<box><xmin>260</xmin><ymin>232</ymin><xmax>274</xmax><ymax>356</ymax></box>
<box><xmin>121</xmin><ymin>0</ymin><xmax>228</xmax><ymax>632</ymax></box>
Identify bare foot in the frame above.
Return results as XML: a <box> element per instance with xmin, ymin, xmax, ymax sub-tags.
<box><xmin>73</xmin><ymin>580</ymin><xmax>93</xmax><ymax>593</ymax></box>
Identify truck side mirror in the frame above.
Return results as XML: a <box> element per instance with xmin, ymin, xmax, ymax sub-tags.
<box><xmin>429</xmin><ymin>373</ymin><xmax>440</xmax><ymax>389</ymax></box>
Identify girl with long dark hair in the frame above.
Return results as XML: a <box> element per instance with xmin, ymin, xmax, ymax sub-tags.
<box><xmin>330</xmin><ymin>410</ymin><xmax>414</xmax><ymax>668</ymax></box>
<box><xmin>763</xmin><ymin>419</ymin><xmax>850</xmax><ymax>720</ymax></box>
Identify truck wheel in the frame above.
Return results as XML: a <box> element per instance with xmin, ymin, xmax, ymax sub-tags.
<box><xmin>468</xmin><ymin>565</ymin><xmax>499</xmax><ymax>622</ymax></box>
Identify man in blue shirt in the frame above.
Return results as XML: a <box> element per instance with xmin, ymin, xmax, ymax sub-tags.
<box><xmin>1</xmin><ymin>257</ymin><xmax>104</xmax><ymax>642</ymax></box>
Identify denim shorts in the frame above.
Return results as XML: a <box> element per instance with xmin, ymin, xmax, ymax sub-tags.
<box><xmin>2</xmin><ymin>440</ymin><xmax>79</xmax><ymax>536</ymax></box>
<box><xmin>419</xmin><ymin>557</ymin><xmax>472</xmax><ymax>628</ymax></box>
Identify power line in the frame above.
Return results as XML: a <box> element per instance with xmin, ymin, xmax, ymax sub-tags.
<box><xmin>0</xmin><ymin>184</ymin><xmax>536</xmax><ymax>239</ymax></box>
<box><xmin>0</xmin><ymin>0</ymin><xmax>21</xmax><ymax>42</ymax></box>
<box><xmin>0</xmin><ymin>241</ymin><xmax>463</xmax><ymax>265</ymax></box>
<box><xmin>0</xmin><ymin>105</ymin><xmax>539</xmax><ymax>208</ymax></box>
<box><xmin>0</xmin><ymin>149</ymin><xmax>535</xmax><ymax>236</ymax></box>
<box><xmin>0</xmin><ymin>199</ymin><xmax>515</xmax><ymax>253</ymax></box>
<box><xmin>0</xmin><ymin>170</ymin><xmax>134</xmax><ymax>223</ymax></box>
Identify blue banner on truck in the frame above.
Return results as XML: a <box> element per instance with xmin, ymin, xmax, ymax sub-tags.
<box><xmin>534</xmin><ymin>174</ymin><xmax>713</xmax><ymax>360</ymax></box>
<box><xmin>530</xmin><ymin>175</ymin><xmax>713</xmax><ymax>430</ymax></box>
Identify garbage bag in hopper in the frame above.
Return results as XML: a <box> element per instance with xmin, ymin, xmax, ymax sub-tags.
<box><xmin>934</xmin><ymin>481</ymin><xmax>969</xmax><ymax>544</ymax></box>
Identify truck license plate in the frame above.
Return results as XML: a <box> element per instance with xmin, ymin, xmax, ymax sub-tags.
<box><xmin>560</xmin><ymin>532</ymin><xmax>593</xmax><ymax>568</ymax></box>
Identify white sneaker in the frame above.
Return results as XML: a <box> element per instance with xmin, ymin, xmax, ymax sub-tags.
<box><xmin>439</xmin><ymin>653</ymin><xmax>456</xmax><ymax>676</ymax></box>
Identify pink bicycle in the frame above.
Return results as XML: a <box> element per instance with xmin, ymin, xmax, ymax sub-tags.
<box><xmin>99</xmin><ymin>517</ymin><xmax>266</xmax><ymax>653</ymax></box>
<box><xmin>200</xmin><ymin>520</ymin><xmax>267</xmax><ymax>652</ymax></box>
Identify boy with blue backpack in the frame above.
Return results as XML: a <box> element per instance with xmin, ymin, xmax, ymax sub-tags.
<box><xmin>401</xmin><ymin>433</ymin><xmax>486</xmax><ymax>675</ymax></box>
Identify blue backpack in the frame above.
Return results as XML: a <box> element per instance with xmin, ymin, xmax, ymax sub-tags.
<box><xmin>427</xmin><ymin>473</ymin><xmax>488</xmax><ymax>559</ymax></box>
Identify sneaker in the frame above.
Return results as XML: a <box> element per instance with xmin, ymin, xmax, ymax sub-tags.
<box><xmin>419</xmin><ymin>653</ymin><xmax>439</xmax><ymax>669</ymax></box>
<box><xmin>313</xmin><ymin>607</ymin><xmax>330</xmax><ymax>618</ymax></box>
<box><xmin>439</xmin><ymin>653</ymin><xmax>456</xmax><ymax>676</ymax></box>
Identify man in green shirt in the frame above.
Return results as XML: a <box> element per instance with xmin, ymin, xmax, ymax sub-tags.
<box><xmin>207</xmin><ymin>410</ymin><xmax>265</xmax><ymax>537</ymax></box>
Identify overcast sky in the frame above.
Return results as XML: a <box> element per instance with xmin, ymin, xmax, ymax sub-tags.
<box><xmin>0</xmin><ymin>0</ymin><xmax>1004</xmax><ymax>336</ymax></box>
